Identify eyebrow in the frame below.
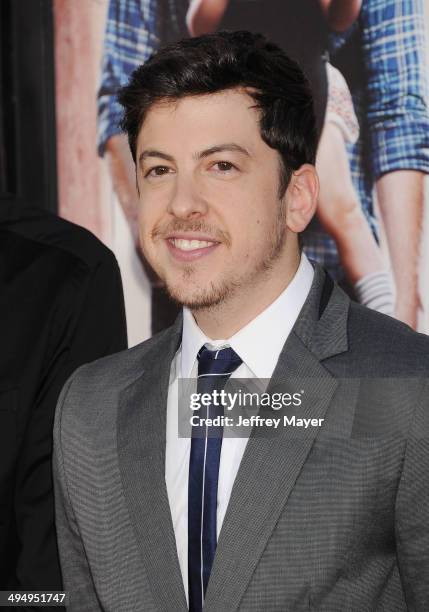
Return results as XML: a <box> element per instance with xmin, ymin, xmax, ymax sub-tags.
<box><xmin>138</xmin><ymin>150</ymin><xmax>175</xmax><ymax>166</ymax></box>
<box><xmin>138</xmin><ymin>143</ymin><xmax>250</xmax><ymax>167</ymax></box>
<box><xmin>195</xmin><ymin>143</ymin><xmax>250</xmax><ymax>160</ymax></box>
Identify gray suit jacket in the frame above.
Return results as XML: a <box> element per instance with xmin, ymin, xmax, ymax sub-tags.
<box><xmin>53</xmin><ymin>264</ymin><xmax>429</xmax><ymax>611</ymax></box>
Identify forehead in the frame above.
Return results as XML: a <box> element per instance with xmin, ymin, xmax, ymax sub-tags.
<box><xmin>136</xmin><ymin>89</ymin><xmax>263</xmax><ymax>154</ymax></box>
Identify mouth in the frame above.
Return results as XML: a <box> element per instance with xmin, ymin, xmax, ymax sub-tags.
<box><xmin>165</xmin><ymin>235</ymin><xmax>221</xmax><ymax>262</ymax></box>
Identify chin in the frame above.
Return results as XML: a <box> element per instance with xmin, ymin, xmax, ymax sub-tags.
<box><xmin>165</xmin><ymin>277</ymin><xmax>234</xmax><ymax>310</ymax></box>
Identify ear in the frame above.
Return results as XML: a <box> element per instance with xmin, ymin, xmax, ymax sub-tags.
<box><xmin>285</xmin><ymin>164</ymin><xmax>319</xmax><ymax>232</ymax></box>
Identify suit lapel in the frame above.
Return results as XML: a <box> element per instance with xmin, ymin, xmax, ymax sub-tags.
<box><xmin>116</xmin><ymin>263</ymin><xmax>350</xmax><ymax>612</ymax></box>
<box><xmin>204</xmin><ymin>265</ymin><xmax>350</xmax><ymax>612</ymax></box>
<box><xmin>117</xmin><ymin>317</ymin><xmax>188</xmax><ymax>612</ymax></box>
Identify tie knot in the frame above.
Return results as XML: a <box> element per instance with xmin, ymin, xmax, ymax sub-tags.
<box><xmin>197</xmin><ymin>345</ymin><xmax>242</xmax><ymax>377</ymax></box>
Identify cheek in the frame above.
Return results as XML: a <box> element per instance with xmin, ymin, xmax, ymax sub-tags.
<box><xmin>137</xmin><ymin>207</ymin><xmax>151</xmax><ymax>243</ymax></box>
<box><xmin>138</xmin><ymin>193</ymin><xmax>166</xmax><ymax>234</ymax></box>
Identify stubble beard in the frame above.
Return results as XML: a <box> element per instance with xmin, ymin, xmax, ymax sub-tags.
<box><xmin>162</xmin><ymin>201</ymin><xmax>288</xmax><ymax>311</ymax></box>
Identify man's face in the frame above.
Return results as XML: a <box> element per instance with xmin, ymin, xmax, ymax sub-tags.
<box><xmin>136</xmin><ymin>88</ymin><xmax>295</xmax><ymax>310</ymax></box>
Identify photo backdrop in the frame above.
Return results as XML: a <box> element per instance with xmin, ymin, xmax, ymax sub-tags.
<box><xmin>54</xmin><ymin>0</ymin><xmax>429</xmax><ymax>345</ymax></box>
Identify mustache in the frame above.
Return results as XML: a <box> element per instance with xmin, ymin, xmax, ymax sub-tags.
<box><xmin>151</xmin><ymin>220</ymin><xmax>231</xmax><ymax>246</ymax></box>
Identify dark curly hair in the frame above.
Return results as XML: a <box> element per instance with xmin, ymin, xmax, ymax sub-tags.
<box><xmin>118</xmin><ymin>30</ymin><xmax>317</xmax><ymax>197</ymax></box>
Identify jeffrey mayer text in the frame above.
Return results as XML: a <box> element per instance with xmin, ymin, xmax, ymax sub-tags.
<box><xmin>190</xmin><ymin>414</ymin><xmax>325</xmax><ymax>429</ymax></box>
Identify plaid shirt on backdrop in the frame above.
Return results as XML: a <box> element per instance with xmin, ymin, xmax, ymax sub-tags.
<box><xmin>97</xmin><ymin>0</ymin><xmax>429</xmax><ymax>280</ymax></box>
<box><xmin>303</xmin><ymin>0</ymin><xmax>429</xmax><ymax>279</ymax></box>
<box><xmin>97</xmin><ymin>0</ymin><xmax>187</xmax><ymax>156</ymax></box>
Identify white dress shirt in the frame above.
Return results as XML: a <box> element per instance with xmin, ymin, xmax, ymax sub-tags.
<box><xmin>165</xmin><ymin>253</ymin><xmax>314</xmax><ymax>603</ymax></box>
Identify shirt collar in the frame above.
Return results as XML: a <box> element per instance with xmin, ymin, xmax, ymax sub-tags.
<box><xmin>181</xmin><ymin>253</ymin><xmax>314</xmax><ymax>379</ymax></box>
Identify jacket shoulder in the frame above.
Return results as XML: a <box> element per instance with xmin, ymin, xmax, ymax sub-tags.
<box><xmin>75</xmin><ymin>323</ymin><xmax>176</xmax><ymax>383</ymax></box>
<box><xmin>345</xmin><ymin>301</ymin><xmax>429</xmax><ymax>376</ymax></box>
<box><xmin>56</xmin><ymin>324</ymin><xmax>179</xmax><ymax>428</ymax></box>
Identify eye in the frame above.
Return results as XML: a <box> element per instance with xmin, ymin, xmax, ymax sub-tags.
<box><xmin>145</xmin><ymin>165</ymin><xmax>172</xmax><ymax>178</ymax></box>
<box><xmin>212</xmin><ymin>161</ymin><xmax>237</xmax><ymax>173</ymax></box>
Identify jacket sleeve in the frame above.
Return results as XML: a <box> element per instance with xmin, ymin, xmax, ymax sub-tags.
<box><xmin>52</xmin><ymin>374</ymin><xmax>102</xmax><ymax>611</ymax></box>
<box><xmin>395</xmin><ymin>377</ymin><xmax>429</xmax><ymax>609</ymax></box>
<box><xmin>13</xmin><ymin>250</ymin><xmax>127</xmax><ymax>594</ymax></box>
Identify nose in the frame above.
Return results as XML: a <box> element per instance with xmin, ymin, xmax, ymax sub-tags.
<box><xmin>167</xmin><ymin>172</ymin><xmax>208</xmax><ymax>220</ymax></box>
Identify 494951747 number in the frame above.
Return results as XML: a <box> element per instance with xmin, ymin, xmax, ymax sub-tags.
<box><xmin>0</xmin><ymin>592</ymin><xmax>68</xmax><ymax>607</ymax></box>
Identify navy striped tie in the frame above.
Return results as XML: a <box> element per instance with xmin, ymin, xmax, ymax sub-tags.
<box><xmin>188</xmin><ymin>345</ymin><xmax>243</xmax><ymax>612</ymax></box>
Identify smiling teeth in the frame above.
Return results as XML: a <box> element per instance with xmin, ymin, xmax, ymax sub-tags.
<box><xmin>171</xmin><ymin>238</ymin><xmax>215</xmax><ymax>251</ymax></box>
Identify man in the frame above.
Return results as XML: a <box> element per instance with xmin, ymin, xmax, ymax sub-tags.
<box><xmin>98</xmin><ymin>0</ymin><xmax>429</xmax><ymax>332</ymax></box>
<box><xmin>55</xmin><ymin>32</ymin><xmax>429</xmax><ymax>610</ymax></box>
<box><xmin>0</xmin><ymin>205</ymin><xmax>127</xmax><ymax>595</ymax></box>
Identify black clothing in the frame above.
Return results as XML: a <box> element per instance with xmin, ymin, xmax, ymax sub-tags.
<box><xmin>0</xmin><ymin>205</ymin><xmax>127</xmax><ymax>592</ymax></box>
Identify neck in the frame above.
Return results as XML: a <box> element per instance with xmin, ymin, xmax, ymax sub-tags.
<box><xmin>192</xmin><ymin>248</ymin><xmax>301</xmax><ymax>339</ymax></box>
